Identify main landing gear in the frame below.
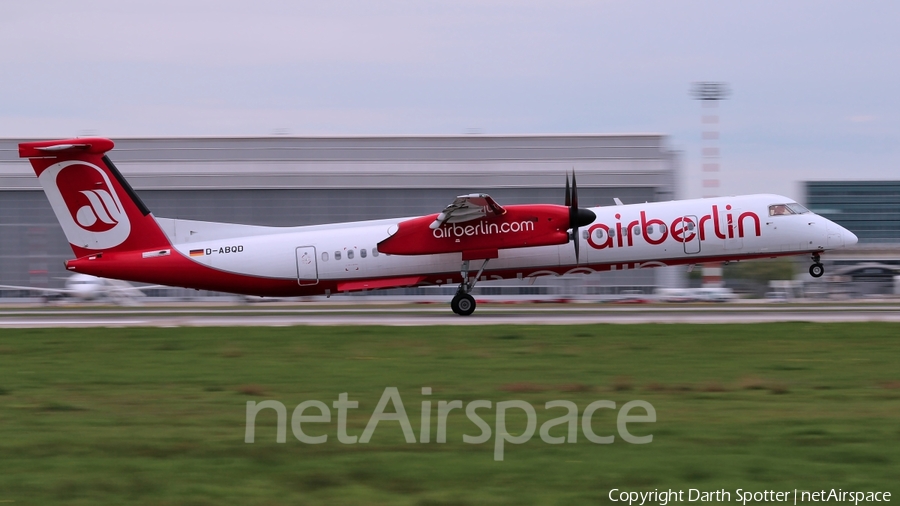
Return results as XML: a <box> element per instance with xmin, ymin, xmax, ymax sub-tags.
<box><xmin>809</xmin><ymin>253</ymin><xmax>824</xmax><ymax>278</ymax></box>
<box><xmin>451</xmin><ymin>259</ymin><xmax>489</xmax><ymax>316</ymax></box>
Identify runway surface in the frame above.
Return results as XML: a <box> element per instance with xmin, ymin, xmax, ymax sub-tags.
<box><xmin>2</xmin><ymin>303</ymin><xmax>900</xmax><ymax>327</ymax></box>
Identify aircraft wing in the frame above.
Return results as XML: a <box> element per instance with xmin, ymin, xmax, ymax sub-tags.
<box><xmin>0</xmin><ymin>283</ymin><xmax>164</xmax><ymax>294</ymax></box>
<box><xmin>101</xmin><ymin>284</ymin><xmax>166</xmax><ymax>293</ymax></box>
<box><xmin>429</xmin><ymin>193</ymin><xmax>505</xmax><ymax>230</ymax></box>
<box><xmin>0</xmin><ymin>284</ymin><xmax>72</xmax><ymax>294</ymax></box>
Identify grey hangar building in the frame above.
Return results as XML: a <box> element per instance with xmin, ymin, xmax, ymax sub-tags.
<box><xmin>0</xmin><ymin>134</ymin><xmax>683</xmax><ymax>300</ymax></box>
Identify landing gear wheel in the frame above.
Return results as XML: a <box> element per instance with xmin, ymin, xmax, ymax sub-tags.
<box><xmin>451</xmin><ymin>293</ymin><xmax>476</xmax><ymax>316</ymax></box>
<box><xmin>450</xmin><ymin>295</ymin><xmax>461</xmax><ymax>315</ymax></box>
<box><xmin>809</xmin><ymin>263</ymin><xmax>824</xmax><ymax>278</ymax></box>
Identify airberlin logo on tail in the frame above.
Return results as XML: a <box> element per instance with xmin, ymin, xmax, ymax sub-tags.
<box><xmin>71</xmin><ymin>188</ymin><xmax>125</xmax><ymax>232</ymax></box>
<box><xmin>38</xmin><ymin>161</ymin><xmax>131</xmax><ymax>250</ymax></box>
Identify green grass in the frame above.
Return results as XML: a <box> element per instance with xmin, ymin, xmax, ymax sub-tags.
<box><xmin>1</xmin><ymin>323</ymin><xmax>899</xmax><ymax>505</ymax></box>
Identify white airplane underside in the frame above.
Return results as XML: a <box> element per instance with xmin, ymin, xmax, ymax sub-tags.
<box><xmin>17</xmin><ymin>138</ymin><xmax>857</xmax><ymax>315</ymax></box>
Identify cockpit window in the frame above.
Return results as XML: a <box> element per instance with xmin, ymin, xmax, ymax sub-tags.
<box><xmin>768</xmin><ymin>204</ymin><xmax>793</xmax><ymax>216</ymax></box>
<box><xmin>769</xmin><ymin>203</ymin><xmax>811</xmax><ymax>216</ymax></box>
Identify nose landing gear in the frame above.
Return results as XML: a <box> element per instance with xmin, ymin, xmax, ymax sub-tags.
<box><xmin>809</xmin><ymin>253</ymin><xmax>824</xmax><ymax>278</ymax></box>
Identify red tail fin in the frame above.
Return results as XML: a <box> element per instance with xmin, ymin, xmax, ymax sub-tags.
<box><xmin>19</xmin><ymin>138</ymin><xmax>171</xmax><ymax>258</ymax></box>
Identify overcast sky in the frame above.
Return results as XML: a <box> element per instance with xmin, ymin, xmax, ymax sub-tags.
<box><xmin>2</xmin><ymin>1</ymin><xmax>897</xmax><ymax>199</ymax></box>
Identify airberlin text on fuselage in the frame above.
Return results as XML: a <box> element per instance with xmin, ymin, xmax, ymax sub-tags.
<box><xmin>588</xmin><ymin>204</ymin><xmax>761</xmax><ymax>250</ymax></box>
<box><xmin>433</xmin><ymin>220</ymin><xmax>536</xmax><ymax>239</ymax></box>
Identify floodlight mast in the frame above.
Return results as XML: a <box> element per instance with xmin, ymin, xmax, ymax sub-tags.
<box><xmin>691</xmin><ymin>82</ymin><xmax>730</xmax><ymax>288</ymax></box>
<box><xmin>690</xmin><ymin>82</ymin><xmax>731</xmax><ymax>102</ymax></box>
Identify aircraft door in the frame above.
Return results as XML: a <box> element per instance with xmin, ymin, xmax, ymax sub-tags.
<box><xmin>296</xmin><ymin>246</ymin><xmax>318</xmax><ymax>286</ymax></box>
<box><xmin>682</xmin><ymin>215</ymin><xmax>700</xmax><ymax>254</ymax></box>
<box><xmin>826</xmin><ymin>222</ymin><xmax>844</xmax><ymax>248</ymax></box>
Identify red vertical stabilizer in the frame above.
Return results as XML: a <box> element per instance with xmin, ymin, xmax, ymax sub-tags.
<box><xmin>19</xmin><ymin>138</ymin><xmax>171</xmax><ymax>258</ymax></box>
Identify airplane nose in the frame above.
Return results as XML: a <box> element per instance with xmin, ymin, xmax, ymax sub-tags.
<box><xmin>823</xmin><ymin>218</ymin><xmax>857</xmax><ymax>249</ymax></box>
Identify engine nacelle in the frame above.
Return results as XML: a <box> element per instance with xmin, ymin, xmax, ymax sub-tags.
<box><xmin>378</xmin><ymin>204</ymin><xmax>572</xmax><ymax>257</ymax></box>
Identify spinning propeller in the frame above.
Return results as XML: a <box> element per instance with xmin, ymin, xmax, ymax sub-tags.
<box><xmin>565</xmin><ymin>171</ymin><xmax>597</xmax><ymax>264</ymax></box>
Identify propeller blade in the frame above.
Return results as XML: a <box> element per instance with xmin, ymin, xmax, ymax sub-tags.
<box><xmin>571</xmin><ymin>170</ymin><xmax>579</xmax><ymax>264</ymax></box>
<box><xmin>566</xmin><ymin>170</ymin><xmax>595</xmax><ymax>265</ymax></box>
<box><xmin>571</xmin><ymin>171</ymin><xmax>579</xmax><ymax>210</ymax></box>
<box><xmin>574</xmin><ymin>225</ymin><xmax>581</xmax><ymax>264</ymax></box>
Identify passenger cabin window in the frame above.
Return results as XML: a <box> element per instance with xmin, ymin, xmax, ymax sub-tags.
<box><xmin>335</xmin><ymin>251</ymin><xmax>341</xmax><ymax>260</ymax></box>
<box><xmin>347</xmin><ymin>250</ymin><xmax>354</xmax><ymax>260</ymax></box>
<box><xmin>372</xmin><ymin>247</ymin><xmax>379</xmax><ymax>257</ymax></box>
<box><xmin>360</xmin><ymin>248</ymin><xmax>367</xmax><ymax>258</ymax></box>
<box><xmin>582</xmin><ymin>230</ymin><xmax>589</xmax><ymax>239</ymax></box>
<box><xmin>321</xmin><ymin>252</ymin><xmax>329</xmax><ymax>261</ymax></box>
<box><xmin>594</xmin><ymin>229</ymin><xmax>605</xmax><ymax>239</ymax></box>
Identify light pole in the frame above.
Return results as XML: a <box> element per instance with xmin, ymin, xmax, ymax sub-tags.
<box><xmin>691</xmin><ymin>82</ymin><xmax>731</xmax><ymax>287</ymax></box>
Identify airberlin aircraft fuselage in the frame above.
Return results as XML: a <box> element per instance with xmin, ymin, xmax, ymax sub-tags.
<box><xmin>19</xmin><ymin>138</ymin><xmax>858</xmax><ymax>315</ymax></box>
<box><xmin>67</xmin><ymin>195</ymin><xmax>853</xmax><ymax>295</ymax></box>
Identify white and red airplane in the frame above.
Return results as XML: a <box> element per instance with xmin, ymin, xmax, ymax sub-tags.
<box><xmin>18</xmin><ymin>137</ymin><xmax>857</xmax><ymax>315</ymax></box>
<box><xmin>0</xmin><ymin>273</ymin><xmax>157</xmax><ymax>305</ymax></box>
